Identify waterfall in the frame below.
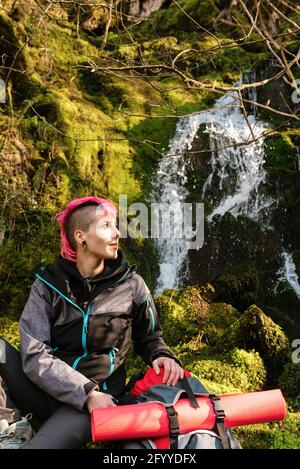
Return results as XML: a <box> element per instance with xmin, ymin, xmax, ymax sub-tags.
<box><xmin>150</xmin><ymin>77</ymin><xmax>273</xmax><ymax>295</ymax></box>
<box><xmin>201</xmin><ymin>90</ymin><xmax>274</xmax><ymax>222</ymax></box>
<box><xmin>276</xmin><ymin>250</ymin><xmax>300</xmax><ymax>299</ymax></box>
<box><xmin>149</xmin><ymin>118</ymin><xmax>192</xmax><ymax>295</ymax></box>
<box><xmin>243</xmin><ymin>69</ymin><xmax>258</xmax><ymax>116</ymax></box>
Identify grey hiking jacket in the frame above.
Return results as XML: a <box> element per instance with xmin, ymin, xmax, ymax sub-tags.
<box><xmin>19</xmin><ymin>250</ymin><xmax>180</xmax><ymax>411</ymax></box>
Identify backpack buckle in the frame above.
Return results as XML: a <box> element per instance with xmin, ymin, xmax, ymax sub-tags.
<box><xmin>165</xmin><ymin>405</ymin><xmax>180</xmax><ymax>438</ymax></box>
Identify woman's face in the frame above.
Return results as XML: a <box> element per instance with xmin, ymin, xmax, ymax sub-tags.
<box><xmin>82</xmin><ymin>210</ymin><xmax>120</xmax><ymax>259</ymax></box>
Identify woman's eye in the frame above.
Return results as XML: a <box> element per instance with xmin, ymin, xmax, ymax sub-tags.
<box><xmin>101</xmin><ymin>220</ymin><xmax>118</xmax><ymax>228</ymax></box>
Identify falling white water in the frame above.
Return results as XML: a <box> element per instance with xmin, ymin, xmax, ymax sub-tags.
<box><xmin>201</xmin><ymin>91</ymin><xmax>274</xmax><ymax>222</ymax></box>
<box><xmin>150</xmin><ymin>118</ymin><xmax>192</xmax><ymax>295</ymax></box>
<box><xmin>151</xmin><ymin>78</ymin><xmax>273</xmax><ymax>295</ymax></box>
<box><xmin>276</xmin><ymin>250</ymin><xmax>300</xmax><ymax>299</ymax></box>
<box><xmin>243</xmin><ymin>69</ymin><xmax>258</xmax><ymax>116</ymax></box>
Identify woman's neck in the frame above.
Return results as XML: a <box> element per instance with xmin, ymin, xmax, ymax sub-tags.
<box><xmin>76</xmin><ymin>255</ymin><xmax>105</xmax><ymax>279</ymax></box>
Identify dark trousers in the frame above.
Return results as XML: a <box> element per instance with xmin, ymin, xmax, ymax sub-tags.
<box><xmin>0</xmin><ymin>337</ymin><xmax>91</xmax><ymax>449</ymax></box>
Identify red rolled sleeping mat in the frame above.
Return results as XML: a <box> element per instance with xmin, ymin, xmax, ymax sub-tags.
<box><xmin>91</xmin><ymin>389</ymin><xmax>286</xmax><ymax>443</ymax></box>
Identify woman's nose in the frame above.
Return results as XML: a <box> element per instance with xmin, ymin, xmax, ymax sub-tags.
<box><xmin>114</xmin><ymin>226</ymin><xmax>120</xmax><ymax>238</ymax></box>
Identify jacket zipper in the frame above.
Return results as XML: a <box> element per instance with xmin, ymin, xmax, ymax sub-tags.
<box><xmin>36</xmin><ymin>267</ymin><xmax>134</xmax><ymax>371</ymax></box>
<box><xmin>146</xmin><ymin>294</ymin><xmax>156</xmax><ymax>333</ymax></box>
<box><xmin>35</xmin><ymin>274</ymin><xmax>91</xmax><ymax>369</ymax></box>
<box><xmin>101</xmin><ymin>347</ymin><xmax>119</xmax><ymax>391</ymax></box>
<box><xmin>71</xmin><ymin>304</ymin><xmax>91</xmax><ymax>369</ymax></box>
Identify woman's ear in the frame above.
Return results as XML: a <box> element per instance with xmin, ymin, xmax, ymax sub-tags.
<box><xmin>73</xmin><ymin>229</ymin><xmax>84</xmax><ymax>247</ymax></box>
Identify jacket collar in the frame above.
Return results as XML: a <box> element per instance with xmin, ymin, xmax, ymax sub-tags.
<box><xmin>36</xmin><ymin>250</ymin><xmax>136</xmax><ymax>308</ymax></box>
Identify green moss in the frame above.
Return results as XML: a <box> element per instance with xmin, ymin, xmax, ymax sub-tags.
<box><xmin>264</xmin><ymin>133</ymin><xmax>298</xmax><ymax>171</ymax></box>
<box><xmin>122</xmin><ymin>344</ymin><xmax>147</xmax><ymax>379</ymax></box>
<box><xmin>0</xmin><ymin>11</ymin><xmax>41</xmax><ymax>100</ymax></box>
<box><xmin>155</xmin><ymin>286</ymin><xmax>210</xmax><ymax>346</ymax></box>
<box><xmin>203</xmin><ymin>302</ymin><xmax>240</xmax><ymax>348</ymax></box>
<box><xmin>279</xmin><ymin>362</ymin><xmax>300</xmax><ymax>401</ymax></box>
<box><xmin>173</xmin><ymin>342</ymin><xmax>266</xmax><ymax>393</ymax></box>
<box><xmin>197</xmin><ymin>350</ymin><xmax>266</xmax><ymax>393</ymax></box>
<box><xmin>223</xmin><ymin>304</ymin><xmax>290</xmax><ymax>380</ymax></box>
<box><xmin>0</xmin><ymin>211</ymin><xmax>59</xmax><ymax>317</ymax></box>
<box><xmin>213</xmin><ymin>262</ymin><xmax>259</xmax><ymax>311</ymax></box>
<box><xmin>235</xmin><ymin>412</ymin><xmax>300</xmax><ymax>449</ymax></box>
<box><xmin>154</xmin><ymin>294</ymin><xmax>198</xmax><ymax>346</ymax></box>
<box><xmin>142</xmin><ymin>0</ymin><xmax>219</xmax><ymax>35</ymax></box>
<box><xmin>0</xmin><ymin>317</ymin><xmax>20</xmax><ymax>349</ymax></box>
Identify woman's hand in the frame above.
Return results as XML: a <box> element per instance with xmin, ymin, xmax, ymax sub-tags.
<box><xmin>85</xmin><ymin>390</ymin><xmax>117</xmax><ymax>413</ymax></box>
<box><xmin>152</xmin><ymin>357</ymin><xmax>185</xmax><ymax>386</ymax></box>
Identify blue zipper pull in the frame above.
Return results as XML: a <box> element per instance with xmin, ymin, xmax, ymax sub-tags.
<box><xmin>102</xmin><ymin>348</ymin><xmax>119</xmax><ymax>392</ymax></box>
<box><xmin>83</xmin><ymin>304</ymin><xmax>91</xmax><ymax>334</ymax></box>
<box><xmin>146</xmin><ymin>295</ymin><xmax>156</xmax><ymax>333</ymax></box>
<box><xmin>108</xmin><ymin>347</ymin><xmax>119</xmax><ymax>375</ymax></box>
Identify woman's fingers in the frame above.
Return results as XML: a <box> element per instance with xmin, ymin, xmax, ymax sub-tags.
<box><xmin>152</xmin><ymin>357</ymin><xmax>185</xmax><ymax>386</ymax></box>
<box><xmin>152</xmin><ymin>359</ymin><xmax>160</xmax><ymax>375</ymax></box>
<box><xmin>162</xmin><ymin>360</ymin><xmax>171</xmax><ymax>384</ymax></box>
<box><xmin>166</xmin><ymin>362</ymin><xmax>180</xmax><ymax>386</ymax></box>
<box><xmin>172</xmin><ymin>368</ymin><xmax>182</xmax><ymax>386</ymax></box>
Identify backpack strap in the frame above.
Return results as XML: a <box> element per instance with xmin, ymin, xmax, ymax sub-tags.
<box><xmin>121</xmin><ymin>372</ymin><xmax>145</xmax><ymax>395</ymax></box>
<box><xmin>165</xmin><ymin>405</ymin><xmax>180</xmax><ymax>449</ymax></box>
<box><xmin>180</xmin><ymin>376</ymin><xmax>199</xmax><ymax>408</ymax></box>
<box><xmin>209</xmin><ymin>394</ymin><xmax>231</xmax><ymax>449</ymax></box>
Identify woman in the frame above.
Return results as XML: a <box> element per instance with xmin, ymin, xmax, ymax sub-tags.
<box><xmin>0</xmin><ymin>196</ymin><xmax>184</xmax><ymax>449</ymax></box>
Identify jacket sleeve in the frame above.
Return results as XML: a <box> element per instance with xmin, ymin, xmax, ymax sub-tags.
<box><xmin>19</xmin><ymin>279</ymin><xmax>98</xmax><ymax>411</ymax></box>
<box><xmin>129</xmin><ymin>273</ymin><xmax>182</xmax><ymax>366</ymax></box>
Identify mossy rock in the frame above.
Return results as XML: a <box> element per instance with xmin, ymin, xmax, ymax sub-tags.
<box><xmin>155</xmin><ymin>285</ymin><xmax>210</xmax><ymax>346</ymax></box>
<box><xmin>174</xmin><ymin>344</ymin><xmax>266</xmax><ymax>393</ymax></box>
<box><xmin>203</xmin><ymin>302</ymin><xmax>240</xmax><ymax>348</ymax></box>
<box><xmin>199</xmin><ymin>348</ymin><xmax>266</xmax><ymax>394</ymax></box>
<box><xmin>223</xmin><ymin>305</ymin><xmax>290</xmax><ymax>380</ymax></box>
<box><xmin>154</xmin><ymin>294</ymin><xmax>199</xmax><ymax>346</ymax></box>
<box><xmin>213</xmin><ymin>263</ymin><xmax>259</xmax><ymax>311</ymax></box>
<box><xmin>145</xmin><ymin>0</ymin><xmax>219</xmax><ymax>35</ymax></box>
<box><xmin>279</xmin><ymin>362</ymin><xmax>300</xmax><ymax>401</ymax></box>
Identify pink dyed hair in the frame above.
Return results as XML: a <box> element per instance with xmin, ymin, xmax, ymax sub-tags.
<box><xmin>55</xmin><ymin>196</ymin><xmax>118</xmax><ymax>262</ymax></box>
